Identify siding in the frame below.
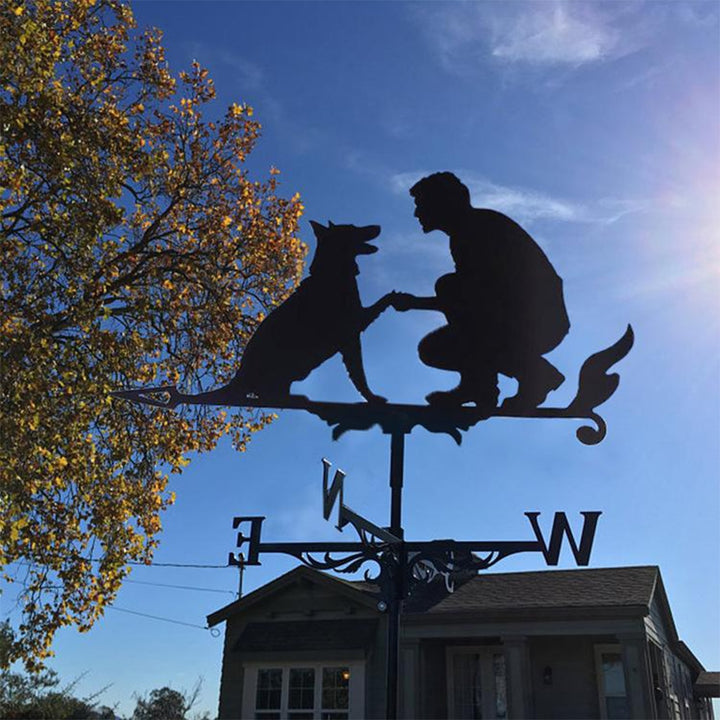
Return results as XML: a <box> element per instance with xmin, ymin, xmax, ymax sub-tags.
<box><xmin>645</xmin><ymin>594</ymin><xmax>670</xmax><ymax>647</ymax></box>
<box><xmin>530</xmin><ymin>636</ymin><xmax>602</xmax><ymax>720</ymax></box>
<box><xmin>419</xmin><ymin>639</ymin><xmax>448</xmax><ymax>719</ymax></box>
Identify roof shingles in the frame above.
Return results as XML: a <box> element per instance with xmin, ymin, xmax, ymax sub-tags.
<box><xmin>235</xmin><ymin>619</ymin><xmax>377</xmax><ymax>653</ymax></box>
<box><xmin>405</xmin><ymin>565</ymin><xmax>658</xmax><ymax>615</ymax></box>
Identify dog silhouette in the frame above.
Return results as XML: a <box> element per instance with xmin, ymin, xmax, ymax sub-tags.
<box><xmin>227</xmin><ymin>220</ymin><xmax>395</xmax><ymax>403</ymax></box>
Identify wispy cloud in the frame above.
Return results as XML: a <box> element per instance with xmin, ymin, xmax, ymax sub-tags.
<box><xmin>389</xmin><ymin>171</ymin><xmax>649</xmax><ymax>227</ymax></box>
<box><xmin>186</xmin><ymin>42</ymin><xmax>265</xmax><ymax>91</ymax></box>
<box><xmin>184</xmin><ymin>42</ymin><xmax>322</xmax><ymax>156</ymax></box>
<box><xmin>489</xmin><ymin>3</ymin><xmax>621</xmax><ymax>65</ymax></box>
<box><xmin>412</xmin><ymin>2</ymin><xmax>651</xmax><ymax>73</ymax></box>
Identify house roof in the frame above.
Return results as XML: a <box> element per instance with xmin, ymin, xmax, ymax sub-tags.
<box><xmin>234</xmin><ymin>619</ymin><xmax>377</xmax><ymax>654</ymax></box>
<box><xmin>210</xmin><ymin>564</ymin><xmax>662</xmax><ymax>627</ymax></box>
<box><xmin>404</xmin><ymin>565</ymin><xmax>659</xmax><ymax>617</ymax></box>
<box><xmin>694</xmin><ymin>671</ymin><xmax>720</xmax><ymax>698</ymax></box>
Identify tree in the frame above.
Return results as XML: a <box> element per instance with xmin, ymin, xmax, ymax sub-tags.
<box><xmin>131</xmin><ymin>685</ymin><xmax>200</xmax><ymax>720</ymax></box>
<box><xmin>0</xmin><ymin>0</ymin><xmax>306</xmax><ymax>668</ymax></box>
<box><xmin>0</xmin><ymin>621</ymin><xmax>109</xmax><ymax>719</ymax></box>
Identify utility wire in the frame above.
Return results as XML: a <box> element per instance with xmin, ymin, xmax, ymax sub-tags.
<box><xmin>11</xmin><ymin>558</ymin><xmax>230</xmax><ymax>570</ymax></box>
<box><xmin>5</xmin><ymin>581</ymin><xmax>223</xmax><ymax>636</ymax></box>
<box><xmin>126</xmin><ymin>560</ymin><xmax>229</xmax><ymax>568</ymax></box>
<box><xmin>5</xmin><ymin>568</ymin><xmax>235</xmax><ymax>595</ymax></box>
<box><xmin>106</xmin><ymin>605</ymin><xmax>219</xmax><ymax>635</ymax></box>
<box><xmin>123</xmin><ymin>578</ymin><xmax>235</xmax><ymax>595</ymax></box>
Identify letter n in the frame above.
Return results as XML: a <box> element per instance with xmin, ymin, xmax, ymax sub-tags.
<box><xmin>322</xmin><ymin>458</ymin><xmax>346</xmax><ymax>527</ymax></box>
<box><xmin>525</xmin><ymin>511</ymin><xmax>602</xmax><ymax>566</ymax></box>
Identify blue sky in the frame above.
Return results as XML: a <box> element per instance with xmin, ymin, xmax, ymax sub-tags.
<box><xmin>7</xmin><ymin>1</ymin><xmax>720</xmax><ymax>716</ymax></box>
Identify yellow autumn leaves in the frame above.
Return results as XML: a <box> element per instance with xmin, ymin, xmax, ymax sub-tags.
<box><xmin>1</xmin><ymin>0</ymin><xmax>305</xmax><ymax>668</ymax></box>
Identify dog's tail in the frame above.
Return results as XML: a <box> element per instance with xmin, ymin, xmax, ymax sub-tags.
<box><xmin>567</xmin><ymin>324</ymin><xmax>634</xmax><ymax>413</ymax></box>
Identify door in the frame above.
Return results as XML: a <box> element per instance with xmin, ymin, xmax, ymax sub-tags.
<box><xmin>447</xmin><ymin>647</ymin><xmax>508</xmax><ymax>719</ymax></box>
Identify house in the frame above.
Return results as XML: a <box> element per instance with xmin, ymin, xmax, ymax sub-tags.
<box><xmin>207</xmin><ymin>565</ymin><xmax>718</xmax><ymax>719</ymax></box>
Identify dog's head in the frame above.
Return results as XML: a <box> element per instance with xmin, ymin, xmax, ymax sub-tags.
<box><xmin>309</xmin><ymin>220</ymin><xmax>381</xmax><ymax>276</ymax></box>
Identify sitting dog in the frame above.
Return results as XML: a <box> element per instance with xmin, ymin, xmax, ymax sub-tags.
<box><xmin>227</xmin><ymin>220</ymin><xmax>395</xmax><ymax>403</ymax></box>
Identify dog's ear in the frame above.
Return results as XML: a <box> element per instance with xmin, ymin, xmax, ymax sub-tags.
<box><xmin>328</xmin><ymin>220</ymin><xmax>335</xmax><ymax>228</ymax></box>
<box><xmin>309</xmin><ymin>220</ymin><xmax>327</xmax><ymax>238</ymax></box>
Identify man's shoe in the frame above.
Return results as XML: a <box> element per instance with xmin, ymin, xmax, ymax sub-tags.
<box><xmin>426</xmin><ymin>384</ymin><xmax>498</xmax><ymax>411</ymax></box>
<box><xmin>502</xmin><ymin>364</ymin><xmax>565</xmax><ymax>412</ymax></box>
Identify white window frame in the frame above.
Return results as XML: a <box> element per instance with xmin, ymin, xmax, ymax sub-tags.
<box><xmin>594</xmin><ymin>643</ymin><xmax>630</xmax><ymax>720</ymax></box>
<box><xmin>241</xmin><ymin>661</ymin><xmax>365</xmax><ymax>720</ymax></box>
<box><xmin>446</xmin><ymin>645</ymin><xmax>507</xmax><ymax>720</ymax></box>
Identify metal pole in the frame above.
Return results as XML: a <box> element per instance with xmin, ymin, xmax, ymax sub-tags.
<box><xmin>236</xmin><ymin>553</ymin><xmax>245</xmax><ymax>598</ymax></box>
<box><xmin>389</xmin><ymin>431</ymin><xmax>404</xmax><ymax>538</ymax></box>
<box><xmin>386</xmin><ymin>431</ymin><xmax>405</xmax><ymax>720</ymax></box>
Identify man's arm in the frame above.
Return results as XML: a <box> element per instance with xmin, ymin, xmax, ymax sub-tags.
<box><xmin>391</xmin><ymin>293</ymin><xmax>440</xmax><ymax>312</ymax></box>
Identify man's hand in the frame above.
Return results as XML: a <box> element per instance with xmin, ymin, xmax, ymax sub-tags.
<box><xmin>389</xmin><ymin>292</ymin><xmax>439</xmax><ymax>312</ymax></box>
<box><xmin>389</xmin><ymin>292</ymin><xmax>417</xmax><ymax>312</ymax></box>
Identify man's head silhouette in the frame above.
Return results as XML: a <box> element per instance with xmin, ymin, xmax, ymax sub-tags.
<box><xmin>410</xmin><ymin>172</ymin><xmax>472</xmax><ymax>234</ymax></box>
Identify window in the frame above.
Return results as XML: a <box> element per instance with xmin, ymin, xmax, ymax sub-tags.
<box><xmin>244</xmin><ymin>663</ymin><xmax>362</xmax><ymax>720</ymax></box>
<box><xmin>321</xmin><ymin>667</ymin><xmax>350</xmax><ymax>719</ymax></box>
<box><xmin>256</xmin><ymin>669</ymin><xmax>282</xmax><ymax>719</ymax></box>
<box><xmin>447</xmin><ymin>647</ymin><xmax>507</xmax><ymax>719</ymax></box>
<box><xmin>288</xmin><ymin>668</ymin><xmax>314</xmax><ymax>720</ymax></box>
<box><xmin>595</xmin><ymin>645</ymin><xmax>630</xmax><ymax>720</ymax></box>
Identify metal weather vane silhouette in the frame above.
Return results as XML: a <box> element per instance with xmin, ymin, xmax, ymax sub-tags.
<box><xmin>114</xmin><ymin>172</ymin><xmax>633</xmax><ymax>445</ymax></box>
<box><xmin>112</xmin><ymin>172</ymin><xmax>634</xmax><ymax>719</ymax></box>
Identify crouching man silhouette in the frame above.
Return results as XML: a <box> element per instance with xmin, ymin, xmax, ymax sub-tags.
<box><xmin>393</xmin><ymin>172</ymin><xmax>570</xmax><ymax>411</ymax></box>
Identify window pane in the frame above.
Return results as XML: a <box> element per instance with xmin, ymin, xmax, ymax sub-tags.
<box><xmin>256</xmin><ymin>669</ymin><xmax>282</xmax><ymax>711</ymax></box>
<box><xmin>453</xmin><ymin>653</ymin><xmax>483</xmax><ymax>719</ymax></box>
<box><xmin>493</xmin><ymin>654</ymin><xmax>507</xmax><ymax>719</ymax></box>
<box><xmin>289</xmin><ymin>668</ymin><xmax>315</xmax><ymax>710</ymax></box>
<box><xmin>602</xmin><ymin>653</ymin><xmax>627</xmax><ymax>697</ymax></box>
<box><xmin>322</xmin><ymin>667</ymin><xmax>350</xmax><ymax>710</ymax></box>
<box><xmin>288</xmin><ymin>714</ymin><xmax>314</xmax><ymax>720</ymax></box>
<box><xmin>605</xmin><ymin>696</ymin><xmax>631</xmax><ymax>720</ymax></box>
<box><xmin>321</xmin><ymin>713</ymin><xmax>348</xmax><ymax>720</ymax></box>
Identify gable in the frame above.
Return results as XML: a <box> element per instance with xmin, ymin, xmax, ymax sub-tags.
<box><xmin>208</xmin><ymin>566</ymin><xmax>378</xmax><ymax>627</ymax></box>
<box><xmin>644</xmin><ymin>571</ymin><xmax>680</xmax><ymax>649</ymax></box>
<box><xmin>240</xmin><ymin>577</ymin><xmax>376</xmax><ymax>622</ymax></box>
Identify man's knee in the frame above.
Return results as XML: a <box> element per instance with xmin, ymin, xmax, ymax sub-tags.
<box><xmin>418</xmin><ymin>333</ymin><xmax>443</xmax><ymax>367</ymax></box>
<box><xmin>419</xmin><ymin>327</ymin><xmax>459</xmax><ymax>370</ymax></box>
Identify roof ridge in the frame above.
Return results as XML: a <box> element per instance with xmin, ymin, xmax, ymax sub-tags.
<box><xmin>464</xmin><ymin>565</ymin><xmax>659</xmax><ymax>580</ymax></box>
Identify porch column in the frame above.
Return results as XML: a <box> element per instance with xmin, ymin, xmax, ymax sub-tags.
<box><xmin>399</xmin><ymin>639</ymin><xmax>420</xmax><ymax>719</ymax></box>
<box><xmin>618</xmin><ymin>632</ymin><xmax>655</xmax><ymax>719</ymax></box>
<box><xmin>503</xmin><ymin>635</ymin><xmax>533</xmax><ymax>719</ymax></box>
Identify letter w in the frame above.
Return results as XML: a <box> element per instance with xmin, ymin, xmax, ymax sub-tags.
<box><xmin>525</xmin><ymin>512</ymin><xmax>602</xmax><ymax>566</ymax></box>
<box><xmin>322</xmin><ymin>458</ymin><xmax>346</xmax><ymax>527</ymax></box>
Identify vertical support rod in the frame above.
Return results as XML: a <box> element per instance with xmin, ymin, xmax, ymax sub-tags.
<box><xmin>386</xmin><ymin>431</ymin><xmax>405</xmax><ymax>720</ymax></box>
<box><xmin>236</xmin><ymin>554</ymin><xmax>245</xmax><ymax>599</ymax></box>
<box><xmin>389</xmin><ymin>431</ymin><xmax>404</xmax><ymax>538</ymax></box>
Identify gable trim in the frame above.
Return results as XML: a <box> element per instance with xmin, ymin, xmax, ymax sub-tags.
<box><xmin>207</xmin><ymin>566</ymin><xmax>379</xmax><ymax>626</ymax></box>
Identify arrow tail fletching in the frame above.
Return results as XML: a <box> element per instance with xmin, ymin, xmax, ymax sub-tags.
<box><xmin>568</xmin><ymin>324</ymin><xmax>634</xmax><ymax>413</ymax></box>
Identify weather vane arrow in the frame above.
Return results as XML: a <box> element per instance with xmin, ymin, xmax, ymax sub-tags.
<box><xmin>112</xmin><ymin>322</ymin><xmax>633</xmax><ymax>445</ymax></box>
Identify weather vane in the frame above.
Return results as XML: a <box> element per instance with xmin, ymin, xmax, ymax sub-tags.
<box><xmin>113</xmin><ymin>172</ymin><xmax>633</xmax><ymax>719</ymax></box>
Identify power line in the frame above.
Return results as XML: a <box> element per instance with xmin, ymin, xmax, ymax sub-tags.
<box><xmin>6</xmin><ymin>567</ymin><xmax>235</xmax><ymax>595</ymax></box>
<box><xmin>106</xmin><ymin>605</ymin><xmax>220</xmax><ymax>635</ymax></box>
<box><xmin>126</xmin><ymin>560</ymin><xmax>229</xmax><ymax>569</ymax></box>
<box><xmin>123</xmin><ymin>578</ymin><xmax>235</xmax><ymax>595</ymax></box>
<box><xmin>6</xmin><ymin>580</ymin><xmax>224</xmax><ymax>636</ymax></box>
<box><xmin>11</xmin><ymin>558</ymin><xmax>230</xmax><ymax>570</ymax></box>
